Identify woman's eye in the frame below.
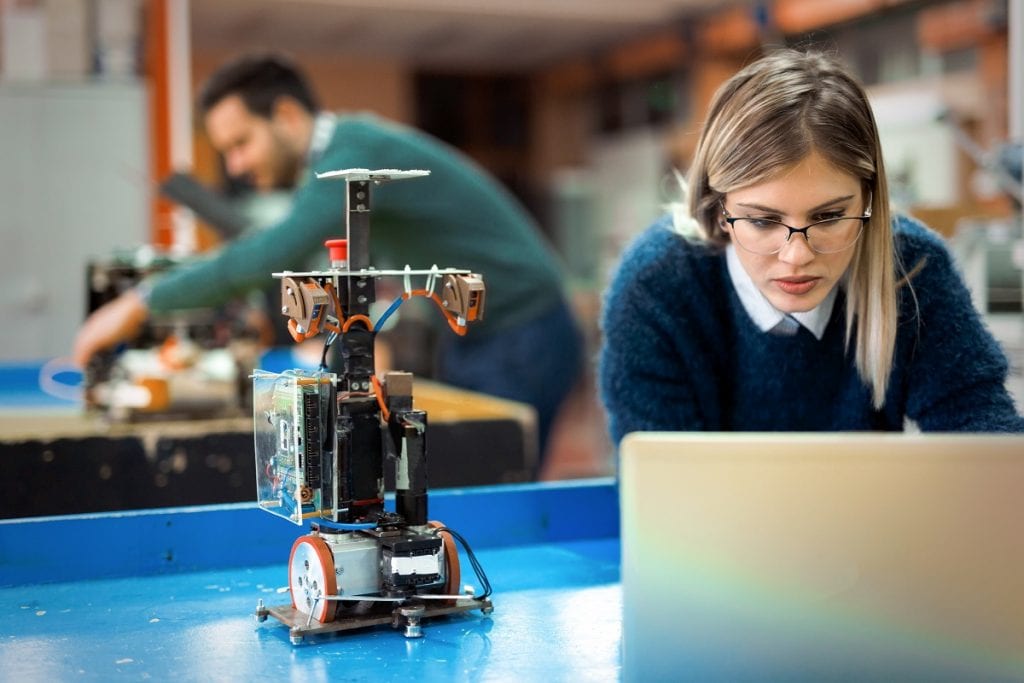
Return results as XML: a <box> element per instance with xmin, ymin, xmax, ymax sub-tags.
<box><xmin>816</xmin><ymin>211</ymin><xmax>845</xmax><ymax>222</ymax></box>
<box><xmin>747</xmin><ymin>218</ymin><xmax>779</xmax><ymax>229</ymax></box>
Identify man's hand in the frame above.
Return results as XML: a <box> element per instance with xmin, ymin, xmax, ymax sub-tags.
<box><xmin>72</xmin><ymin>288</ymin><xmax>150</xmax><ymax>367</ymax></box>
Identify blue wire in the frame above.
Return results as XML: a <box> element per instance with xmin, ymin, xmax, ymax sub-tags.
<box><xmin>374</xmin><ymin>296</ymin><xmax>404</xmax><ymax>330</ymax></box>
<box><xmin>313</xmin><ymin>518</ymin><xmax>378</xmax><ymax>531</ymax></box>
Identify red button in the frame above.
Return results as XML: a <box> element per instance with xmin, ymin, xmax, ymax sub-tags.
<box><xmin>324</xmin><ymin>239</ymin><xmax>348</xmax><ymax>263</ymax></box>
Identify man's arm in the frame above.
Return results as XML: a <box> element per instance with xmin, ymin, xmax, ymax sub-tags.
<box><xmin>71</xmin><ymin>288</ymin><xmax>149</xmax><ymax>367</ymax></box>
<box><xmin>70</xmin><ymin>166</ymin><xmax>346</xmax><ymax>366</ymax></box>
<box><xmin>146</xmin><ymin>176</ymin><xmax>345</xmax><ymax>313</ymax></box>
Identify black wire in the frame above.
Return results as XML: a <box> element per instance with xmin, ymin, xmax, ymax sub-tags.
<box><xmin>434</xmin><ymin>526</ymin><xmax>492</xmax><ymax>600</ymax></box>
<box><xmin>319</xmin><ymin>333</ymin><xmax>334</xmax><ymax>372</ymax></box>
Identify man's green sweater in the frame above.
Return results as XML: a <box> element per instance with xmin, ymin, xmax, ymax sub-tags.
<box><xmin>149</xmin><ymin>113</ymin><xmax>566</xmax><ymax>336</ymax></box>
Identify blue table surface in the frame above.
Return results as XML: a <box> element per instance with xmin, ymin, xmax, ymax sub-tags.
<box><xmin>0</xmin><ymin>480</ymin><xmax>622</xmax><ymax>682</ymax></box>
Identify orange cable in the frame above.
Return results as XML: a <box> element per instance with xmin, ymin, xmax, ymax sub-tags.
<box><xmin>342</xmin><ymin>314</ymin><xmax>374</xmax><ymax>332</ymax></box>
<box><xmin>370</xmin><ymin>375</ymin><xmax>390</xmax><ymax>422</ymax></box>
<box><xmin>403</xmin><ymin>289</ymin><xmax>467</xmax><ymax>336</ymax></box>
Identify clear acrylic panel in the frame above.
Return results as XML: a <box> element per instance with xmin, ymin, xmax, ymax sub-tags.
<box><xmin>252</xmin><ymin>369</ymin><xmax>334</xmax><ymax>525</ymax></box>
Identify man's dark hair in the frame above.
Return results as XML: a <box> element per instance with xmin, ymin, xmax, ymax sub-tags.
<box><xmin>198</xmin><ymin>53</ymin><xmax>319</xmax><ymax>118</ymax></box>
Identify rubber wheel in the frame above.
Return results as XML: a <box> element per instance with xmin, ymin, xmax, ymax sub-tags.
<box><xmin>288</xmin><ymin>534</ymin><xmax>338</xmax><ymax>623</ymax></box>
<box><xmin>428</xmin><ymin>520</ymin><xmax>461</xmax><ymax>603</ymax></box>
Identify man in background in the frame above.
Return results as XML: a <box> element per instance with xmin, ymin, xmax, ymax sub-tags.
<box><xmin>72</xmin><ymin>52</ymin><xmax>582</xmax><ymax>469</ymax></box>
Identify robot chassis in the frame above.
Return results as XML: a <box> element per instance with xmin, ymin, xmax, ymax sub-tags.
<box><xmin>252</xmin><ymin>169</ymin><xmax>493</xmax><ymax>644</ymax></box>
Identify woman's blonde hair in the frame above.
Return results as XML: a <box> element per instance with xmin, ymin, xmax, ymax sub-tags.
<box><xmin>683</xmin><ymin>49</ymin><xmax>896</xmax><ymax>408</ymax></box>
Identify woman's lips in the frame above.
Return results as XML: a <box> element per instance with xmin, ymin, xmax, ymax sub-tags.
<box><xmin>774</xmin><ymin>277</ymin><xmax>820</xmax><ymax>295</ymax></box>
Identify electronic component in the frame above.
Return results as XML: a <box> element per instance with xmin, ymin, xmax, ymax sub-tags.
<box><xmin>441</xmin><ymin>272</ymin><xmax>485</xmax><ymax>322</ymax></box>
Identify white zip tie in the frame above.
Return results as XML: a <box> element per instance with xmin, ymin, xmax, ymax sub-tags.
<box><xmin>425</xmin><ymin>264</ymin><xmax>440</xmax><ymax>295</ymax></box>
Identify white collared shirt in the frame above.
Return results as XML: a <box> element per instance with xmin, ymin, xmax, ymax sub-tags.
<box><xmin>725</xmin><ymin>243</ymin><xmax>837</xmax><ymax>340</ymax></box>
<box><xmin>308</xmin><ymin>111</ymin><xmax>337</xmax><ymax>164</ymax></box>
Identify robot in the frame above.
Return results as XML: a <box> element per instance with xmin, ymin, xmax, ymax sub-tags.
<box><xmin>252</xmin><ymin>169</ymin><xmax>493</xmax><ymax>644</ymax></box>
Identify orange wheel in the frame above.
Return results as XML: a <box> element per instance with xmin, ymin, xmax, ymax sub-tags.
<box><xmin>288</xmin><ymin>535</ymin><xmax>338</xmax><ymax>623</ymax></box>
<box><xmin>428</xmin><ymin>521</ymin><xmax>461</xmax><ymax>602</ymax></box>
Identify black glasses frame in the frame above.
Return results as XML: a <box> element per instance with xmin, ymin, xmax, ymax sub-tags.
<box><xmin>720</xmin><ymin>204</ymin><xmax>872</xmax><ymax>255</ymax></box>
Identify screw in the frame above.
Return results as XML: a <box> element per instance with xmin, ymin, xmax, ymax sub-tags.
<box><xmin>399</xmin><ymin>605</ymin><xmax>425</xmax><ymax>639</ymax></box>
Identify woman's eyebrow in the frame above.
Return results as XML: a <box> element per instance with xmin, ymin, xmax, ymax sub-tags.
<box><xmin>736</xmin><ymin>195</ymin><xmax>856</xmax><ymax>214</ymax></box>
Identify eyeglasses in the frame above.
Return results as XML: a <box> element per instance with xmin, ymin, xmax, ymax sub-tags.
<box><xmin>721</xmin><ymin>202</ymin><xmax>871</xmax><ymax>255</ymax></box>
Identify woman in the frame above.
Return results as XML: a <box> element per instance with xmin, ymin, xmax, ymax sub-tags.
<box><xmin>599</xmin><ymin>49</ymin><xmax>1024</xmax><ymax>444</ymax></box>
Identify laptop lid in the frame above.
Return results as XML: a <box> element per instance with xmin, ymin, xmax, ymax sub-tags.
<box><xmin>620</xmin><ymin>432</ymin><xmax>1024</xmax><ymax>682</ymax></box>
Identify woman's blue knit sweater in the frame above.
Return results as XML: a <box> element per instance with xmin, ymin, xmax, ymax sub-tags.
<box><xmin>599</xmin><ymin>215</ymin><xmax>1024</xmax><ymax>444</ymax></box>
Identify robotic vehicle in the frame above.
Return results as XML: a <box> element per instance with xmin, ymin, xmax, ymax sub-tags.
<box><xmin>252</xmin><ymin>169</ymin><xmax>493</xmax><ymax>644</ymax></box>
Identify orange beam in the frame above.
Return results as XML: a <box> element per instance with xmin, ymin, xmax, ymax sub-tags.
<box><xmin>605</xmin><ymin>30</ymin><xmax>688</xmax><ymax>80</ymax></box>
<box><xmin>772</xmin><ymin>0</ymin><xmax>882</xmax><ymax>34</ymax></box>
<box><xmin>537</xmin><ymin>59</ymin><xmax>598</xmax><ymax>96</ymax></box>
<box><xmin>917</xmin><ymin>0</ymin><xmax>999</xmax><ymax>52</ymax></box>
<box><xmin>697</xmin><ymin>5</ymin><xmax>763</xmax><ymax>56</ymax></box>
<box><xmin>145</xmin><ymin>0</ymin><xmax>173</xmax><ymax>250</ymax></box>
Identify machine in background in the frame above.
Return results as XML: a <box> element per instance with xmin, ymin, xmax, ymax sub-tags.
<box><xmin>252</xmin><ymin>169</ymin><xmax>493</xmax><ymax>644</ymax></box>
<box><xmin>82</xmin><ymin>172</ymin><xmax>268</xmax><ymax>421</ymax></box>
<box><xmin>82</xmin><ymin>249</ymin><xmax>260</xmax><ymax>421</ymax></box>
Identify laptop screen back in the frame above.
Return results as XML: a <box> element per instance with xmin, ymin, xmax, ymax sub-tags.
<box><xmin>620</xmin><ymin>432</ymin><xmax>1024</xmax><ymax>681</ymax></box>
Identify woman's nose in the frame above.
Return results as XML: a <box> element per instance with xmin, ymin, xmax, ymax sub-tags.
<box><xmin>777</xmin><ymin>232</ymin><xmax>816</xmax><ymax>265</ymax></box>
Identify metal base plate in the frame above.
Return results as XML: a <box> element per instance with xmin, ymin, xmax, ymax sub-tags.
<box><xmin>256</xmin><ymin>598</ymin><xmax>494</xmax><ymax>644</ymax></box>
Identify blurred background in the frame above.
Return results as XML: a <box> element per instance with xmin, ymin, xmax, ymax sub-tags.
<box><xmin>0</xmin><ymin>0</ymin><xmax>1021</xmax><ymax>486</ymax></box>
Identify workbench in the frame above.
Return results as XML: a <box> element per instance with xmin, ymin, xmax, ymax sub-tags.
<box><xmin>0</xmin><ymin>479</ymin><xmax>621</xmax><ymax>681</ymax></box>
<box><xmin>0</xmin><ymin>361</ymin><xmax>538</xmax><ymax>518</ymax></box>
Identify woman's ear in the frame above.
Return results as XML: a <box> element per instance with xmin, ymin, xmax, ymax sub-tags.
<box><xmin>716</xmin><ymin>200</ymin><xmax>727</xmax><ymax>228</ymax></box>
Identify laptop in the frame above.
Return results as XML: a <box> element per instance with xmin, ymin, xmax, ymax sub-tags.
<box><xmin>619</xmin><ymin>432</ymin><xmax>1024</xmax><ymax>682</ymax></box>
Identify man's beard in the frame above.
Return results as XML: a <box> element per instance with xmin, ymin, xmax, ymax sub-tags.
<box><xmin>270</xmin><ymin>153</ymin><xmax>301</xmax><ymax>190</ymax></box>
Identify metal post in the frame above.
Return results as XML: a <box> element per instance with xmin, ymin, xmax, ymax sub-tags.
<box><xmin>347</xmin><ymin>180</ymin><xmax>372</xmax><ymax>270</ymax></box>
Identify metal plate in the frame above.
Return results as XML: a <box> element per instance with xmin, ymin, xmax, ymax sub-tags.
<box><xmin>257</xmin><ymin>597</ymin><xmax>494</xmax><ymax>644</ymax></box>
